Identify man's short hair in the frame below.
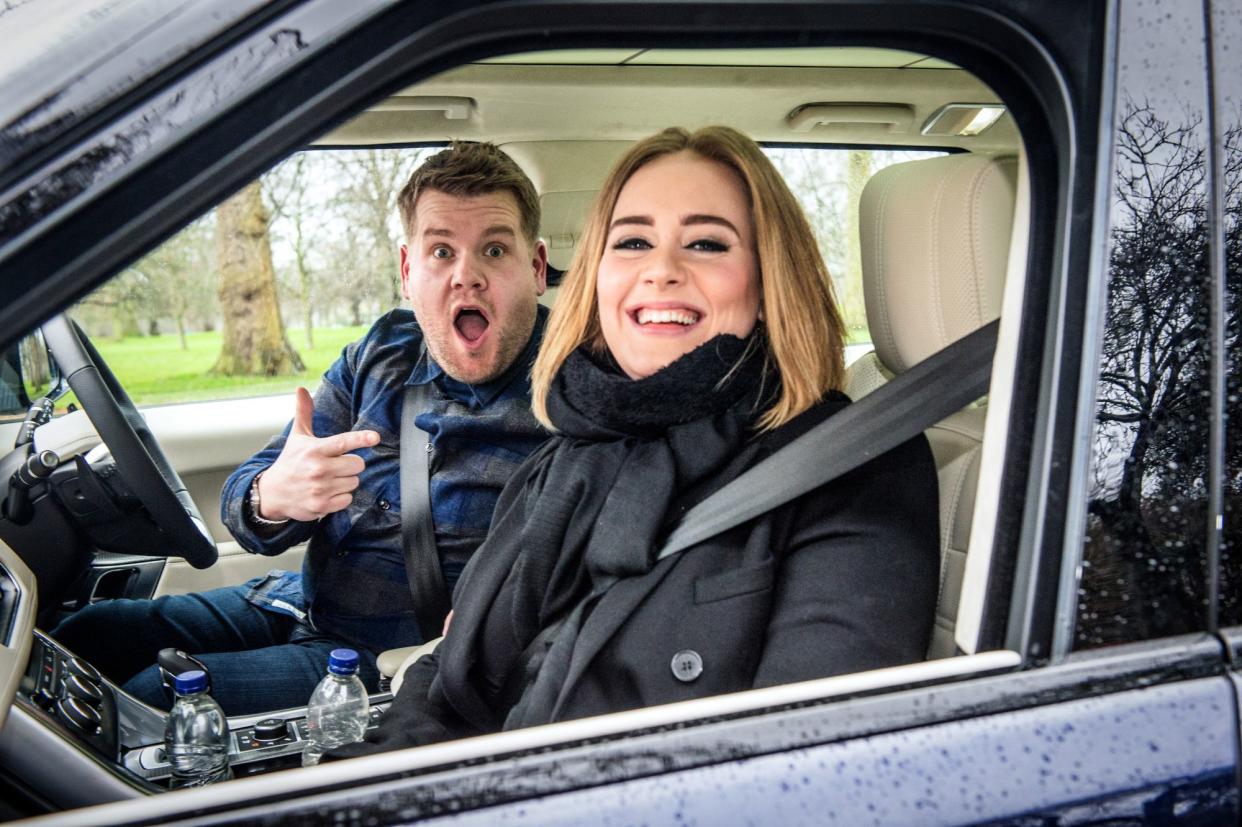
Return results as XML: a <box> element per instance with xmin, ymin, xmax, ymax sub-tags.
<box><xmin>398</xmin><ymin>142</ymin><xmax>541</xmax><ymax>245</ymax></box>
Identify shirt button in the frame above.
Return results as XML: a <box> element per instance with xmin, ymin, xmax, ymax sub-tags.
<box><xmin>378</xmin><ymin>499</ymin><xmax>391</xmax><ymax>510</ymax></box>
<box><xmin>670</xmin><ymin>650</ymin><xmax>703</xmax><ymax>682</ymax></box>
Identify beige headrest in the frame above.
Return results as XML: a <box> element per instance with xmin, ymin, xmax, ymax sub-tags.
<box><xmin>859</xmin><ymin>154</ymin><xmax>1017</xmax><ymax>374</ymax></box>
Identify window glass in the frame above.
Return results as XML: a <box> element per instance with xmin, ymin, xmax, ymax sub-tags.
<box><xmin>1211</xmin><ymin>0</ymin><xmax>1242</xmax><ymax>627</ymax></box>
<box><xmin>62</xmin><ymin>147</ymin><xmax>436</xmax><ymax>408</ymax></box>
<box><xmin>1075</xmin><ymin>0</ymin><xmax>1214</xmax><ymax>648</ymax></box>
<box><xmin>764</xmin><ymin>146</ymin><xmax>943</xmax><ymax>359</ymax></box>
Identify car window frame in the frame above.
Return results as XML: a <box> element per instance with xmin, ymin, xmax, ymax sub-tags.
<box><xmin>0</xmin><ymin>0</ymin><xmax>1153</xmax><ymax>816</ymax></box>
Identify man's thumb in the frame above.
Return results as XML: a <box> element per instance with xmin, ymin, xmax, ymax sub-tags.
<box><xmin>291</xmin><ymin>387</ymin><xmax>315</xmax><ymax>436</ymax></box>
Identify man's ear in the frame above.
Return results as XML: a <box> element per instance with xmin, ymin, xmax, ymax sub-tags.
<box><xmin>532</xmin><ymin>240</ymin><xmax>549</xmax><ymax>296</ymax></box>
<box><xmin>399</xmin><ymin>243</ymin><xmax>413</xmax><ymax>301</ymax></box>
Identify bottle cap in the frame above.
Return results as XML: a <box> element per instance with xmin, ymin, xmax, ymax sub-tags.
<box><xmin>173</xmin><ymin>670</ymin><xmax>208</xmax><ymax>694</ymax></box>
<box><xmin>327</xmin><ymin>648</ymin><xmax>359</xmax><ymax>675</ymax></box>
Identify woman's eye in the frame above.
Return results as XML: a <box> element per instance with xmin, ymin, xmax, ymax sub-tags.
<box><xmin>612</xmin><ymin>237</ymin><xmax>652</xmax><ymax>250</ymax></box>
<box><xmin>432</xmin><ymin>246</ymin><xmax>453</xmax><ymax>260</ymax></box>
<box><xmin>687</xmin><ymin>238</ymin><xmax>729</xmax><ymax>253</ymax></box>
<box><xmin>484</xmin><ymin>244</ymin><xmax>505</xmax><ymax>258</ymax></box>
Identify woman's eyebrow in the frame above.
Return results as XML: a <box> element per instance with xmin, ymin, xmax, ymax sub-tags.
<box><xmin>682</xmin><ymin>214</ymin><xmax>740</xmax><ymax>235</ymax></box>
<box><xmin>609</xmin><ymin>215</ymin><xmax>654</xmax><ymax>231</ymax></box>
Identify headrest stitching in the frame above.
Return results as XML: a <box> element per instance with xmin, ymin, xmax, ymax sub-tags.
<box><xmin>872</xmin><ymin>171</ymin><xmax>899</xmax><ymax>370</ymax></box>
<box><xmin>930</xmin><ymin>166</ymin><xmax>954</xmax><ymax>353</ymax></box>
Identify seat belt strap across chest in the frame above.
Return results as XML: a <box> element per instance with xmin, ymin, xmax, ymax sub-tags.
<box><xmin>401</xmin><ymin>381</ymin><xmax>451</xmax><ymax>642</ymax></box>
<box><xmin>656</xmin><ymin>319</ymin><xmax>1000</xmax><ymax>561</ymax></box>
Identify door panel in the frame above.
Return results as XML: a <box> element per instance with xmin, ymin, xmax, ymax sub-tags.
<box><xmin>418</xmin><ymin>678</ymin><xmax>1240</xmax><ymax>826</ymax></box>
<box><xmin>141</xmin><ymin>394</ymin><xmax>303</xmax><ymax>595</ymax></box>
<box><xmin>152</xmin><ymin>540</ymin><xmax>305</xmax><ymax>598</ymax></box>
<box><xmin>140</xmin><ymin>394</ymin><xmax>292</xmax><ymax>543</ymax></box>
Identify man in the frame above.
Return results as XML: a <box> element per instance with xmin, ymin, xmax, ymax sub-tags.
<box><xmin>53</xmin><ymin>142</ymin><xmax>550</xmax><ymax>714</ymax></box>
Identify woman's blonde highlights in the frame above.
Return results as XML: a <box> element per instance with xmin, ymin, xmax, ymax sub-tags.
<box><xmin>531</xmin><ymin>126</ymin><xmax>845</xmax><ymax>431</ymax></box>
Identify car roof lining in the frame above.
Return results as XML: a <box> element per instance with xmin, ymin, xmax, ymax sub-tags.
<box><xmin>318</xmin><ymin>48</ymin><xmax>1020</xmax><ymax>153</ymax></box>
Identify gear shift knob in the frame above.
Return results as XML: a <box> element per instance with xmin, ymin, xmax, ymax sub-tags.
<box><xmin>157</xmin><ymin>648</ymin><xmax>211</xmax><ymax>697</ymax></box>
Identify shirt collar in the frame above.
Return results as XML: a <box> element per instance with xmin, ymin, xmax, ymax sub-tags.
<box><xmin>406</xmin><ymin>304</ymin><xmax>548</xmax><ymax>409</ymax></box>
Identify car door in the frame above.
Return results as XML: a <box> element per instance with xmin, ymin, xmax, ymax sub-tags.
<box><xmin>1</xmin><ymin>0</ymin><xmax>1239</xmax><ymax>825</ymax></box>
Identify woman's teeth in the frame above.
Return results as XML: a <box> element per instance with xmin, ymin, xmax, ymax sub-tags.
<box><xmin>636</xmin><ymin>308</ymin><xmax>699</xmax><ymax>325</ymax></box>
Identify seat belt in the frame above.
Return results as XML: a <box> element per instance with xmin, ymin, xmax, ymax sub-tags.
<box><xmin>656</xmin><ymin>319</ymin><xmax>1000</xmax><ymax>562</ymax></box>
<box><xmin>401</xmin><ymin>381</ymin><xmax>451</xmax><ymax>642</ymax></box>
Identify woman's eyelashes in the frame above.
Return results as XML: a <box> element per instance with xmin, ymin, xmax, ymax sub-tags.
<box><xmin>609</xmin><ymin>236</ymin><xmax>731</xmax><ymax>253</ymax></box>
<box><xmin>612</xmin><ymin>236</ymin><xmax>652</xmax><ymax>251</ymax></box>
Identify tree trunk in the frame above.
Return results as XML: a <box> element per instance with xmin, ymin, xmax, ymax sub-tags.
<box><xmin>211</xmin><ymin>181</ymin><xmax>304</xmax><ymax>376</ymax></box>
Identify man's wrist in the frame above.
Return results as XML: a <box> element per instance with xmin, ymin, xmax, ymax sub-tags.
<box><xmin>247</xmin><ymin>471</ymin><xmax>290</xmax><ymax>527</ymax></box>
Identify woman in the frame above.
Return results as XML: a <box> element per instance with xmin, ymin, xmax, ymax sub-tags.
<box><xmin>333</xmin><ymin>126</ymin><xmax>938</xmax><ymax>756</ymax></box>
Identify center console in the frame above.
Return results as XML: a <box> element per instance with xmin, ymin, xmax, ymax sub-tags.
<box><xmin>7</xmin><ymin>631</ymin><xmax>389</xmax><ymax>795</ymax></box>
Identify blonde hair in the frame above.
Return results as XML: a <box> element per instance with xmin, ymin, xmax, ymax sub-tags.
<box><xmin>532</xmin><ymin>126</ymin><xmax>845</xmax><ymax>431</ymax></box>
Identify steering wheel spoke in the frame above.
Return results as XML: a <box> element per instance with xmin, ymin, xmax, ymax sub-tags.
<box><xmin>40</xmin><ymin>315</ymin><xmax>218</xmax><ymax>569</ymax></box>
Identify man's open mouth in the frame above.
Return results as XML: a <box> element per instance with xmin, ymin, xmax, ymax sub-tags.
<box><xmin>453</xmin><ymin>307</ymin><xmax>491</xmax><ymax>343</ymax></box>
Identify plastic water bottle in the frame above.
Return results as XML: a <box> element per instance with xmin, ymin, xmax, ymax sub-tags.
<box><xmin>164</xmin><ymin>670</ymin><xmax>231</xmax><ymax>788</ymax></box>
<box><xmin>302</xmin><ymin>648</ymin><xmax>370</xmax><ymax>766</ymax></box>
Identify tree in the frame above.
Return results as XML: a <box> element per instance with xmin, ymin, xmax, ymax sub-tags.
<box><xmin>331</xmin><ymin>150</ymin><xmax>409</xmax><ymax>312</ymax></box>
<box><xmin>1077</xmin><ymin>102</ymin><xmax>1242</xmax><ymax>645</ymax></box>
<box><xmin>266</xmin><ymin>153</ymin><xmax>322</xmax><ymax>348</ymax></box>
<box><xmin>129</xmin><ymin>214</ymin><xmax>218</xmax><ymax>349</ymax></box>
<box><xmin>211</xmin><ymin>180</ymin><xmax>304</xmax><ymax>376</ymax></box>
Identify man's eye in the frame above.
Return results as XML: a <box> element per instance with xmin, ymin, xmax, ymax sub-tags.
<box><xmin>484</xmin><ymin>244</ymin><xmax>505</xmax><ymax>258</ymax></box>
<box><xmin>432</xmin><ymin>246</ymin><xmax>453</xmax><ymax>259</ymax></box>
<box><xmin>612</xmin><ymin>237</ymin><xmax>652</xmax><ymax>250</ymax></box>
<box><xmin>687</xmin><ymin>239</ymin><xmax>729</xmax><ymax>253</ymax></box>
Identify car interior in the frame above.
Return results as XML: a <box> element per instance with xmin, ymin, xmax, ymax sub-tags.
<box><xmin>0</xmin><ymin>45</ymin><xmax>1032</xmax><ymax>809</ymax></box>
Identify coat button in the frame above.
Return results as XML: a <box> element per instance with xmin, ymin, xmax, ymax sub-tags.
<box><xmin>670</xmin><ymin>650</ymin><xmax>703</xmax><ymax>682</ymax></box>
<box><xmin>378</xmin><ymin>499</ymin><xmax>391</xmax><ymax>510</ymax></box>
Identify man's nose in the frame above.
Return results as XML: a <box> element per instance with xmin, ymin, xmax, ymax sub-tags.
<box><xmin>450</xmin><ymin>255</ymin><xmax>487</xmax><ymax>291</ymax></box>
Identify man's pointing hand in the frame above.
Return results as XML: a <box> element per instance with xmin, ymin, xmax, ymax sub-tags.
<box><xmin>255</xmin><ymin>387</ymin><xmax>381</xmax><ymax>522</ymax></box>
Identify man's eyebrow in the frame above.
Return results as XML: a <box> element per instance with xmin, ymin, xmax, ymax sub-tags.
<box><xmin>683</xmin><ymin>214</ymin><xmax>741</xmax><ymax>235</ymax></box>
<box><xmin>422</xmin><ymin>225</ymin><xmax>517</xmax><ymax>240</ymax></box>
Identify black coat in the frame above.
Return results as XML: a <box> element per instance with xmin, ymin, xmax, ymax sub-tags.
<box><xmin>334</xmin><ymin>394</ymin><xmax>940</xmax><ymax>755</ymax></box>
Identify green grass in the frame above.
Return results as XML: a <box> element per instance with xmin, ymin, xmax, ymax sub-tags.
<box><xmin>86</xmin><ymin>327</ymin><xmax>369</xmax><ymax>407</ymax></box>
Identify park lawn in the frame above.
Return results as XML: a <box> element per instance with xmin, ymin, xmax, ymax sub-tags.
<box><xmin>87</xmin><ymin>326</ymin><xmax>369</xmax><ymax>407</ymax></box>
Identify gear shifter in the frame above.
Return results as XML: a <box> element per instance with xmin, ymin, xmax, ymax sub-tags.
<box><xmin>157</xmin><ymin>648</ymin><xmax>211</xmax><ymax>697</ymax></box>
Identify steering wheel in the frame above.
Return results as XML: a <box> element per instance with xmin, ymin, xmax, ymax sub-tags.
<box><xmin>40</xmin><ymin>314</ymin><xmax>218</xmax><ymax>569</ymax></box>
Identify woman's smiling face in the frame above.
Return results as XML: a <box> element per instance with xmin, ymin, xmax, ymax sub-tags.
<box><xmin>596</xmin><ymin>151</ymin><xmax>761</xmax><ymax>379</ymax></box>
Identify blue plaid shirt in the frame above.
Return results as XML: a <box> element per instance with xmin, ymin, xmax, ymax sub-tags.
<box><xmin>220</xmin><ymin>307</ymin><xmax>549</xmax><ymax>653</ymax></box>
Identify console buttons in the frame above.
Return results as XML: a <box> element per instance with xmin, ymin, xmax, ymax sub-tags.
<box><xmin>65</xmin><ymin>674</ymin><xmax>103</xmax><ymax>706</ymax></box>
<box><xmin>65</xmin><ymin>658</ymin><xmax>101</xmax><ymax>683</ymax></box>
<box><xmin>58</xmin><ymin>696</ymin><xmax>101</xmax><ymax>733</ymax></box>
<box><xmin>237</xmin><ymin>718</ymin><xmax>297</xmax><ymax>752</ymax></box>
<box><xmin>253</xmin><ymin>718</ymin><xmax>289</xmax><ymax>742</ymax></box>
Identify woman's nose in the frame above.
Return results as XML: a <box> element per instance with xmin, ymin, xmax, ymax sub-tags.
<box><xmin>642</xmin><ymin>247</ymin><xmax>683</xmax><ymax>287</ymax></box>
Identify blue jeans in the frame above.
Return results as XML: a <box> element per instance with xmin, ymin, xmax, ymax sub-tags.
<box><xmin>50</xmin><ymin>585</ymin><xmax>381</xmax><ymax>716</ymax></box>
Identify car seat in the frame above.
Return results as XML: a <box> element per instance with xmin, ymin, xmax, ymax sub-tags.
<box><xmin>850</xmin><ymin>152</ymin><xmax>1018</xmax><ymax>659</ymax></box>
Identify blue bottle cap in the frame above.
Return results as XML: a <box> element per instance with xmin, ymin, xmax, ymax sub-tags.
<box><xmin>173</xmin><ymin>670</ymin><xmax>208</xmax><ymax>694</ymax></box>
<box><xmin>327</xmin><ymin>648</ymin><xmax>359</xmax><ymax>675</ymax></box>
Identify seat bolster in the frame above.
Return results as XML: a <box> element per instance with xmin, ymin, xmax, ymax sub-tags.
<box><xmin>386</xmin><ymin>637</ymin><xmax>444</xmax><ymax>694</ymax></box>
<box><xmin>843</xmin><ymin>351</ymin><xmax>894</xmax><ymax>401</ymax></box>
